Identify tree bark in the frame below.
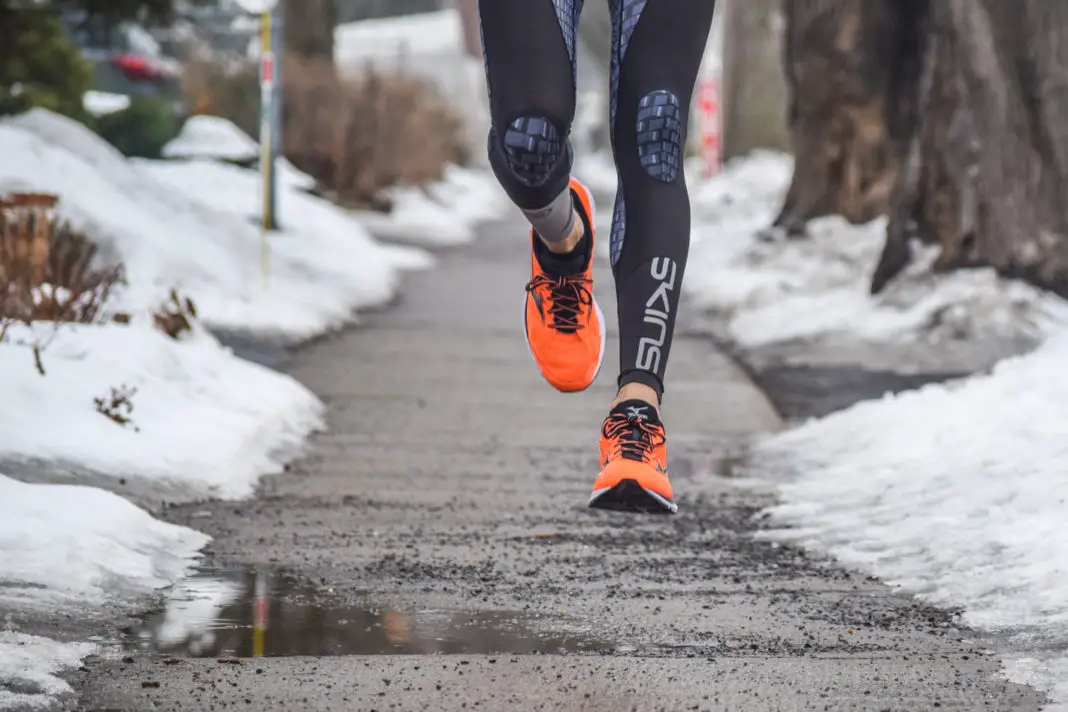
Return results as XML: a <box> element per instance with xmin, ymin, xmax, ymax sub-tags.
<box><xmin>283</xmin><ymin>0</ymin><xmax>337</xmax><ymax>63</ymax></box>
<box><xmin>783</xmin><ymin>0</ymin><xmax>1068</xmax><ymax>296</ymax></box>
<box><xmin>775</xmin><ymin>0</ymin><xmax>914</xmax><ymax>234</ymax></box>
<box><xmin>721</xmin><ymin>0</ymin><xmax>790</xmax><ymax>161</ymax></box>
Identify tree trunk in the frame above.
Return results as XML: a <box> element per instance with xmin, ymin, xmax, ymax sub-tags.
<box><xmin>775</xmin><ymin>0</ymin><xmax>914</xmax><ymax>234</ymax></box>
<box><xmin>721</xmin><ymin>0</ymin><xmax>790</xmax><ymax>161</ymax></box>
<box><xmin>783</xmin><ymin>0</ymin><xmax>1068</xmax><ymax>296</ymax></box>
<box><xmin>284</xmin><ymin>0</ymin><xmax>337</xmax><ymax>63</ymax></box>
<box><xmin>452</xmin><ymin>0</ymin><xmax>480</xmax><ymax>58</ymax></box>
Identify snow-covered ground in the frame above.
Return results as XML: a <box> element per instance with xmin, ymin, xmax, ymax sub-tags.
<box><xmin>748</xmin><ymin>331</ymin><xmax>1068</xmax><ymax>708</ymax></box>
<box><xmin>682</xmin><ymin>152</ymin><xmax>1068</xmax><ymax>349</ymax></box>
<box><xmin>0</xmin><ymin>632</ymin><xmax>94</xmax><ymax>711</ymax></box>
<box><xmin>0</xmin><ymin>322</ymin><xmax>322</xmax><ymax>499</ymax></box>
<box><xmin>0</xmin><ymin>109</ymin><xmax>505</xmax><ymax>709</ymax></box>
<box><xmin>351</xmin><ymin>164</ymin><xmax>509</xmax><ymax>247</ymax></box>
<box><xmin>0</xmin><ymin>474</ymin><xmax>208</xmax><ymax>612</ymax></box>
<box><xmin>0</xmin><ymin>109</ymin><xmax>431</xmax><ymax>340</ymax></box>
<box><xmin>0</xmin><ymin>474</ymin><xmax>208</xmax><ymax>710</ymax></box>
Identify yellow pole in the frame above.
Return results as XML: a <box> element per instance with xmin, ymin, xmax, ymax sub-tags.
<box><xmin>252</xmin><ymin>569</ymin><xmax>267</xmax><ymax>657</ymax></box>
<box><xmin>259</xmin><ymin>10</ymin><xmax>272</xmax><ymax>286</ymax></box>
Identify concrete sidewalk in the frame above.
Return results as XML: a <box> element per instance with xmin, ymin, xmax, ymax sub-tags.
<box><xmin>76</xmin><ymin>218</ymin><xmax>1044</xmax><ymax>711</ymax></box>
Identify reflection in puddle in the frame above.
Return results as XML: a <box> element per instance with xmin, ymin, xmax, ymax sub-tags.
<box><xmin>123</xmin><ymin>569</ymin><xmax>618</xmax><ymax>658</ymax></box>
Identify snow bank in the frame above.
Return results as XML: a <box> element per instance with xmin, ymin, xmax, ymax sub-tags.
<box><xmin>0</xmin><ymin>474</ymin><xmax>208</xmax><ymax>710</ymax></box>
<box><xmin>0</xmin><ymin>109</ymin><xmax>424</xmax><ymax>342</ymax></box>
<box><xmin>749</xmin><ymin>330</ymin><xmax>1068</xmax><ymax>705</ymax></box>
<box><xmin>159</xmin><ymin>116</ymin><xmax>505</xmax><ymax>250</ymax></box>
<box><xmin>0</xmin><ymin>322</ymin><xmax>322</xmax><ymax>499</ymax></box>
<box><xmin>0</xmin><ymin>632</ymin><xmax>94</xmax><ymax>711</ymax></box>
<box><xmin>82</xmin><ymin>91</ymin><xmax>130</xmax><ymax>118</ymax></box>
<box><xmin>685</xmin><ymin>152</ymin><xmax>1068</xmax><ymax>348</ymax></box>
<box><xmin>351</xmin><ymin>165</ymin><xmax>509</xmax><ymax>247</ymax></box>
<box><xmin>0</xmin><ymin>474</ymin><xmax>208</xmax><ymax>609</ymax></box>
<box><xmin>163</xmin><ymin>115</ymin><xmax>318</xmax><ymax>192</ymax></box>
<box><xmin>162</xmin><ymin>115</ymin><xmax>258</xmax><ymax>162</ymax></box>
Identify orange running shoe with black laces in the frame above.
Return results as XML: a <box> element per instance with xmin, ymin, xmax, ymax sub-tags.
<box><xmin>523</xmin><ymin>178</ymin><xmax>605</xmax><ymax>392</ymax></box>
<box><xmin>588</xmin><ymin>400</ymin><xmax>676</xmax><ymax>514</ymax></box>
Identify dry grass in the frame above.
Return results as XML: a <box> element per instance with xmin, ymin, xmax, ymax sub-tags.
<box><xmin>153</xmin><ymin>289</ymin><xmax>198</xmax><ymax>340</ymax></box>
<box><xmin>94</xmin><ymin>384</ymin><xmax>138</xmax><ymax>430</ymax></box>
<box><xmin>181</xmin><ymin>55</ymin><xmax>466</xmax><ymax>208</ymax></box>
<box><xmin>0</xmin><ymin>193</ymin><xmax>125</xmax><ymax>326</ymax></box>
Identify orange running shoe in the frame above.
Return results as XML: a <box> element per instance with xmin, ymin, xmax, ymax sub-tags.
<box><xmin>588</xmin><ymin>400</ymin><xmax>676</xmax><ymax>514</ymax></box>
<box><xmin>523</xmin><ymin>178</ymin><xmax>606</xmax><ymax>393</ymax></box>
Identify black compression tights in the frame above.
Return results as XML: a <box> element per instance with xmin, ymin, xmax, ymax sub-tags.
<box><xmin>480</xmin><ymin>0</ymin><xmax>716</xmax><ymax>398</ymax></box>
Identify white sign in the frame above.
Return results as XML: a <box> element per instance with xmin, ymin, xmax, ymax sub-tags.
<box><xmin>233</xmin><ymin>0</ymin><xmax>278</xmax><ymax>14</ymax></box>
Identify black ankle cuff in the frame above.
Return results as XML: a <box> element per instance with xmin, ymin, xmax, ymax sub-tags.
<box><xmin>617</xmin><ymin>369</ymin><xmax>664</xmax><ymax>399</ymax></box>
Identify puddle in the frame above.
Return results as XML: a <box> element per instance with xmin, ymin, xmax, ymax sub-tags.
<box><xmin>121</xmin><ymin>569</ymin><xmax>619</xmax><ymax>658</ymax></box>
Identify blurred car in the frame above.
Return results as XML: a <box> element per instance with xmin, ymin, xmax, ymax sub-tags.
<box><xmin>60</xmin><ymin>11</ymin><xmax>184</xmax><ymax>115</ymax></box>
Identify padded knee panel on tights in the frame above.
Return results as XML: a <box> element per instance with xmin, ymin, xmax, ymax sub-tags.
<box><xmin>502</xmin><ymin>116</ymin><xmax>563</xmax><ymax>188</ymax></box>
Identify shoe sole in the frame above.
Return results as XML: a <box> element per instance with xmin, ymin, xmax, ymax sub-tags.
<box><xmin>588</xmin><ymin>479</ymin><xmax>678</xmax><ymax>514</ymax></box>
<box><xmin>521</xmin><ymin>180</ymin><xmax>606</xmax><ymax>393</ymax></box>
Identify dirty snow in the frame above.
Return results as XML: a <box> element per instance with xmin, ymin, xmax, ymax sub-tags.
<box><xmin>749</xmin><ymin>329</ymin><xmax>1068</xmax><ymax>707</ymax></box>
<box><xmin>0</xmin><ymin>473</ymin><xmax>208</xmax><ymax>610</ymax></box>
<box><xmin>684</xmin><ymin>151</ymin><xmax>1068</xmax><ymax>348</ymax></box>
<box><xmin>0</xmin><ymin>473</ymin><xmax>208</xmax><ymax>710</ymax></box>
<box><xmin>0</xmin><ymin>632</ymin><xmax>95</xmax><ymax>711</ymax></box>
<box><xmin>0</xmin><ymin>322</ymin><xmax>322</xmax><ymax>499</ymax></box>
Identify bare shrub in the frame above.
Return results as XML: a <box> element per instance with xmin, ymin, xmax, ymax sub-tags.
<box><xmin>0</xmin><ymin>193</ymin><xmax>126</xmax><ymax>375</ymax></box>
<box><xmin>180</xmin><ymin>55</ymin><xmax>467</xmax><ymax>208</ymax></box>
<box><xmin>94</xmin><ymin>384</ymin><xmax>138</xmax><ymax>430</ymax></box>
<box><xmin>153</xmin><ymin>289</ymin><xmax>198</xmax><ymax>339</ymax></box>
<box><xmin>0</xmin><ymin>193</ymin><xmax>125</xmax><ymax>325</ymax></box>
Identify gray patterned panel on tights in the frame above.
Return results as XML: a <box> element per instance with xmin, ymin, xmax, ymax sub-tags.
<box><xmin>479</xmin><ymin>16</ymin><xmax>490</xmax><ymax>102</ymax></box>
<box><xmin>552</xmin><ymin>0</ymin><xmax>584</xmax><ymax>65</ymax></box>
<box><xmin>610</xmin><ymin>179</ymin><xmax>626</xmax><ymax>266</ymax></box>
<box><xmin>503</xmin><ymin>116</ymin><xmax>562</xmax><ymax>187</ymax></box>
<box><xmin>608</xmin><ymin>0</ymin><xmax>648</xmax><ymax>265</ymax></box>
<box><xmin>608</xmin><ymin>0</ymin><xmax>649</xmax><ymax>131</ymax></box>
<box><xmin>636</xmin><ymin>90</ymin><xmax>682</xmax><ymax>182</ymax></box>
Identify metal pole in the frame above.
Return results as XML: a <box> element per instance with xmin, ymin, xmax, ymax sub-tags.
<box><xmin>258</xmin><ymin>8</ymin><xmax>277</xmax><ymax>284</ymax></box>
<box><xmin>270</xmin><ymin>1</ymin><xmax>284</xmax><ymax>224</ymax></box>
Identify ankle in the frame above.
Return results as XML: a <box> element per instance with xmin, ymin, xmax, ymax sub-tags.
<box><xmin>612</xmin><ymin>383</ymin><xmax>660</xmax><ymax>412</ymax></box>
<box><xmin>543</xmin><ymin>207</ymin><xmax>584</xmax><ymax>254</ymax></box>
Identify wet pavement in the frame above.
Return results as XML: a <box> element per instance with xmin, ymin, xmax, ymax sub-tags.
<box><xmin>74</xmin><ymin>219</ymin><xmax>1046</xmax><ymax>711</ymax></box>
<box><xmin>121</xmin><ymin>569</ymin><xmax>617</xmax><ymax>658</ymax></box>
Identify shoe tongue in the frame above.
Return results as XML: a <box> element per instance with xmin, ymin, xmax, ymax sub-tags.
<box><xmin>611</xmin><ymin>399</ymin><xmax>661</xmax><ymax>426</ymax></box>
<box><xmin>534</xmin><ymin>229</ymin><xmax>590</xmax><ymax>277</ymax></box>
